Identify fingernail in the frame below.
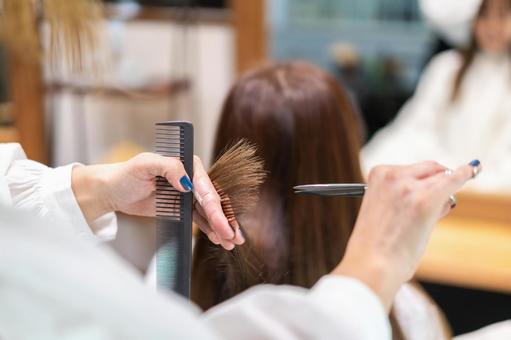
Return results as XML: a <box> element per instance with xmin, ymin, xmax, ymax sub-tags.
<box><xmin>222</xmin><ymin>241</ymin><xmax>235</xmax><ymax>251</ymax></box>
<box><xmin>229</xmin><ymin>219</ymin><xmax>240</xmax><ymax>236</ymax></box>
<box><xmin>468</xmin><ymin>160</ymin><xmax>481</xmax><ymax>179</ymax></box>
<box><xmin>238</xmin><ymin>228</ymin><xmax>245</xmax><ymax>242</ymax></box>
<box><xmin>468</xmin><ymin>159</ymin><xmax>480</xmax><ymax>167</ymax></box>
<box><xmin>235</xmin><ymin>228</ymin><xmax>245</xmax><ymax>244</ymax></box>
<box><xmin>179</xmin><ymin>175</ymin><xmax>193</xmax><ymax>191</ymax></box>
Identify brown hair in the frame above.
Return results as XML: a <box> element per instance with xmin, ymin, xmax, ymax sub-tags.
<box><xmin>451</xmin><ymin>0</ymin><xmax>511</xmax><ymax>101</ymax></box>
<box><xmin>191</xmin><ymin>61</ymin><xmax>364</xmax><ymax>308</ymax></box>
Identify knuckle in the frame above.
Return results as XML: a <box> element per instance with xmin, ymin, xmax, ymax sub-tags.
<box><xmin>369</xmin><ymin>166</ymin><xmax>386</xmax><ymax>182</ymax></box>
<box><xmin>383</xmin><ymin>168</ymin><xmax>397</xmax><ymax>181</ymax></box>
<box><xmin>202</xmin><ymin>192</ymin><xmax>221</xmax><ymax>208</ymax></box>
<box><xmin>369</xmin><ymin>166</ymin><xmax>396</xmax><ymax>183</ymax></box>
<box><xmin>131</xmin><ymin>152</ymin><xmax>152</xmax><ymax>166</ymax></box>
<box><xmin>167</xmin><ymin>156</ymin><xmax>181</xmax><ymax>168</ymax></box>
<box><xmin>164</xmin><ymin>158</ymin><xmax>183</xmax><ymax>176</ymax></box>
<box><xmin>397</xmin><ymin>181</ymin><xmax>413</xmax><ymax>196</ymax></box>
<box><xmin>412</xmin><ymin>195</ymin><xmax>430</xmax><ymax>214</ymax></box>
<box><xmin>423</xmin><ymin>160</ymin><xmax>441</xmax><ymax>169</ymax></box>
<box><xmin>129</xmin><ymin>152</ymin><xmax>161</xmax><ymax>174</ymax></box>
<box><xmin>135</xmin><ymin>152</ymin><xmax>151</xmax><ymax>160</ymax></box>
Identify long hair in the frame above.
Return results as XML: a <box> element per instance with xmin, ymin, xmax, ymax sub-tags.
<box><xmin>191</xmin><ymin>61</ymin><xmax>364</xmax><ymax>308</ymax></box>
<box><xmin>451</xmin><ymin>0</ymin><xmax>511</xmax><ymax>101</ymax></box>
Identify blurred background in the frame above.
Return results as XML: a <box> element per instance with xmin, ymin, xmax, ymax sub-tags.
<box><xmin>1</xmin><ymin>0</ymin><xmax>510</xmax><ymax>336</ymax></box>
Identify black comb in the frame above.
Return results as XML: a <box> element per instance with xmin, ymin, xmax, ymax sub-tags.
<box><xmin>155</xmin><ymin>121</ymin><xmax>193</xmax><ymax>297</ymax></box>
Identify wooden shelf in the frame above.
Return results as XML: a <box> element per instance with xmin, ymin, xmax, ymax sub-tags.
<box><xmin>104</xmin><ymin>4</ymin><xmax>231</xmax><ymax>24</ymax></box>
<box><xmin>46</xmin><ymin>78</ymin><xmax>191</xmax><ymax>100</ymax></box>
<box><xmin>0</xmin><ymin>126</ymin><xmax>19</xmax><ymax>143</ymax></box>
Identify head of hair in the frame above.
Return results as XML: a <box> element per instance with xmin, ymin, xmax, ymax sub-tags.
<box><xmin>452</xmin><ymin>0</ymin><xmax>511</xmax><ymax>101</ymax></box>
<box><xmin>191</xmin><ymin>61</ymin><xmax>364</xmax><ymax>309</ymax></box>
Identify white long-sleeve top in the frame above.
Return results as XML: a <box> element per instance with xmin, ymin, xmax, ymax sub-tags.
<box><xmin>0</xmin><ymin>143</ymin><xmax>117</xmax><ymax>243</ymax></box>
<box><xmin>362</xmin><ymin>50</ymin><xmax>511</xmax><ymax>191</ymax></box>
<box><xmin>0</xmin><ymin>143</ymin><xmax>390</xmax><ymax>340</ymax></box>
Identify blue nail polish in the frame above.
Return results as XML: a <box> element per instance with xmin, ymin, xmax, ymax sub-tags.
<box><xmin>469</xmin><ymin>159</ymin><xmax>480</xmax><ymax>167</ymax></box>
<box><xmin>180</xmin><ymin>176</ymin><xmax>193</xmax><ymax>191</ymax></box>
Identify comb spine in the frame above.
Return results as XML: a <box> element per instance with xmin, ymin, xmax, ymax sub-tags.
<box><xmin>155</xmin><ymin>121</ymin><xmax>193</xmax><ymax>298</ymax></box>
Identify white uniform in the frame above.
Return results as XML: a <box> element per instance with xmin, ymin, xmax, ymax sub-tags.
<box><xmin>2</xmin><ymin>143</ymin><xmax>510</xmax><ymax>339</ymax></box>
<box><xmin>0</xmin><ymin>143</ymin><xmax>117</xmax><ymax>243</ymax></box>
<box><xmin>363</xmin><ymin>50</ymin><xmax>511</xmax><ymax>191</ymax></box>
<box><xmin>0</xmin><ymin>143</ymin><xmax>390</xmax><ymax>340</ymax></box>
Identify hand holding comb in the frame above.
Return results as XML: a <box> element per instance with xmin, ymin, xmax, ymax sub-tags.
<box><xmin>155</xmin><ymin>121</ymin><xmax>265</xmax><ymax>297</ymax></box>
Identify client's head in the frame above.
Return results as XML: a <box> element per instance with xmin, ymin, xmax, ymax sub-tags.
<box><xmin>192</xmin><ymin>61</ymin><xmax>364</xmax><ymax>310</ymax></box>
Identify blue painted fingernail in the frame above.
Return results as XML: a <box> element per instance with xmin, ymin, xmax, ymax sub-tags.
<box><xmin>180</xmin><ymin>175</ymin><xmax>193</xmax><ymax>191</ymax></box>
<box><xmin>469</xmin><ymin>159</ymin><xmax>480</xmax><ymax>167</ymax></box>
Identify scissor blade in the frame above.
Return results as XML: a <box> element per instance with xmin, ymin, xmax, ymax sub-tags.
<box><xmin>293</xmin><ymin>183</ymin><xmax>366</xmax><ymax>197</ymax></box>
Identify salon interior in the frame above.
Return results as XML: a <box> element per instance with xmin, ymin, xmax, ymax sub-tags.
<box><xmin>1</xmin><ymin>0</ymin><xmax>511</xmax><ymax>338</ymax></box>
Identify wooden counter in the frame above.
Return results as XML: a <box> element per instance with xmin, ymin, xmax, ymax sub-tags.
<box><xmin>417</xmin><ymin>192</ymin><xmax>511</xmax><ymax>294</ymax></box>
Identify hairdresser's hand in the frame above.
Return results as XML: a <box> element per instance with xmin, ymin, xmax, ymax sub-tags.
<box><xmin>192</xmin><ymin>156</ymin><xmax>245</xmax><ymax>250</ymax></box>
<box><xmin>72</xmin><ymin>153</ymin><xmax>244</xmax><ymax>250</ymax></box>
<box><xmin>333</xmin><ymin>160</ymin><xmax>482</xmax><ymax>310</ymax></box>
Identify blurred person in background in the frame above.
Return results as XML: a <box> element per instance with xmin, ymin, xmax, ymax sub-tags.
<box><xmin>363</xmin><ymin>0</ymin><xmax>511</xmax><ymax>191</ymax></box>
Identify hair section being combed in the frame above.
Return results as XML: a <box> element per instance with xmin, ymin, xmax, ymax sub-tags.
<box><xmin>208</xmin><ymin>139</ymin><xmax>267</xmax><ymax>218</ymax></box>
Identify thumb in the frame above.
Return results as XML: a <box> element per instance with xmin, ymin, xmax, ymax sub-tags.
<box><xmin>142</xmin><ymin>153</ymin><xmax>193</xmax><ymax>192</ymax></box>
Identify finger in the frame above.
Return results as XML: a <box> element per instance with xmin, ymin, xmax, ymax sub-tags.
<box><xmin>220</xmin><ymin>239</ymin><xmax>235</xmax><ymax>251</ymax></box>
<box><xmin>192</xmin><ymin>156</ymin><xmax>235</xmax><ymax>241</ymax></box>
<box><xmin>426</xmin><ymin>162</ymin><xmax>482</xmax><ymax>200</ymax></box>
<box><xmin>194</xmin><ymin>199</ymin><xmax>207</xmax><ymax>220</ymax></box>
<box><xmin>229</xmin><ymin>219</ymin><xmax>245</xmax><ymax>245</ymax></box>
<box><xmin>193</xmin><ymin>205</ymin><xmax>238</xmax><ymax>250</ymax></box>
<box><xmin>367</xmin><ymin>162</ymin><xmax>443</xmax><ymax>185</ymax></box>
<box><xmin>195</xmin><ymin>191</ymin><xmax>245</xmax><ymax>245</ymax></box>
<box><xmin>439</xmin><ymin>198</ymin><xmax>455</xmax><ymax>218</ymax></box>
<box><xmin>400</xmin><ymin>161</ymin><xmax>447</xmax><ymax>179</ymax></box>
<box><xmin>193</xmin><ymin>210</ymin><xmax>221</xmax><ymax>245</ymax></box>
<box><xmin>147</xmin><ymin>154</ymin><xmax>192</xmax><ymax>193</ymax></box>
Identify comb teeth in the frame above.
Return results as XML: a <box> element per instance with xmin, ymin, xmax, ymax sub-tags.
<box><xmin>155</xmin><ymin>125</ymin><xmax>185</xmax><ymax>159</ymax></box>
<box><xmin>156</xmin><ymin>125</ymin><xmax>184</xmax><ymax>221</ymax></box>
<box><xmin>155</xmin><ymin>121</ymin><xmax>193</xmax><ymax>298</ymax></box>
<box><xmin>213</xmin><ymin>181</ymin><xmax>236</xmax><ymax>223</ymax></box>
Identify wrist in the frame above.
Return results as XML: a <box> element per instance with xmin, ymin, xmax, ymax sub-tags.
<box><xmin>332</xmin><ymin>248</ymin><xmax>401</xmax><ymax>311</ymax></box>
<box><xmin>71</xmin><ymin>165</ymin><xmax>114</xmax><ymax>227</ymax></box>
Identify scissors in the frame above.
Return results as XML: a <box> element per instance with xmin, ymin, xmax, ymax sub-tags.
<box><xmin>294</xmin><ymin>183</ymin><xmax>457</xmax><ymax>208</ymax></box>
<box><xmin>293</xmin><ymin>184</ymin><xmax>367</xmax><ymax>197</ymax></box>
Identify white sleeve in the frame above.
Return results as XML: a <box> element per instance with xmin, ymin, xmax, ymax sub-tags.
<box><xmin>454</xmin><ymin>320</ymin><xmax>511</xmax><ymax>340</ymax></box>
<box><xmin>5</xmin><ymin>158</ymin><xmax>117</xmax><ymax>243</ymax></box>
<box><xmin>361</xmin><ymin>51</ymin><xmax>460</xmax><ymax>173</ymax></box>
<box><xmin>1</xmin><ymin>205</ymin><xmax>390</xmax><ymax>340</ymax></box>
<box><xmin>203</xmin><ymin>275</ymin><xmax>391</xmax><ymax>340</ymax></box>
